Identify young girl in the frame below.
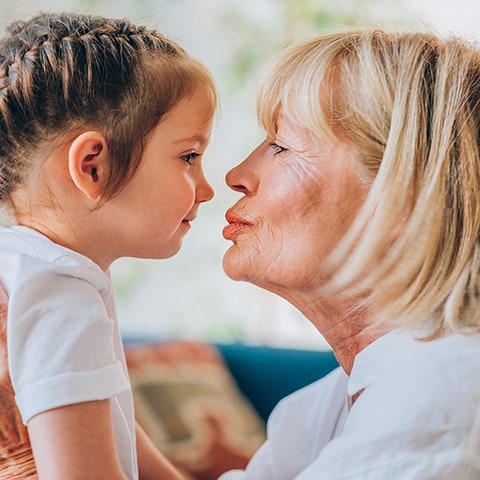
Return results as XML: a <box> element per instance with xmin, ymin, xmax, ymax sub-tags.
<box><xmin>0</xmin><ymin>12</ymin><xmax>216</xmax><ymax>480</ymax></box>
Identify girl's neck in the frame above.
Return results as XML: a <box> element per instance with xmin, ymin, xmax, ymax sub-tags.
<box><xmin>15</xmin><ymin>213</ymin><xmax>114</xmax><ymax>272</ymax></box>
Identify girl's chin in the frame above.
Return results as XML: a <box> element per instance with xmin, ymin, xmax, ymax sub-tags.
<box><xmin>135</xmin><ymin>241</ymin><xmax>184</xmax><ymax>260</ymax></box>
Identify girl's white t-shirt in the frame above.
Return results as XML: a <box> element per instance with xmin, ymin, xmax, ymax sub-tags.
<box><xmin>0</xmin><ymin>225</ymin><xmax>138</xmax><ymax>479</ymax></box>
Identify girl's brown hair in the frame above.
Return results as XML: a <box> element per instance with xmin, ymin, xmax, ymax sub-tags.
<box><xmin>0</xmin><ymin>12</ymin><xmax>217</xmax><ymax>203</ymax></box>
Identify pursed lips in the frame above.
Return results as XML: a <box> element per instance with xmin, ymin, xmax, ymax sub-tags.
<box><xmin>223</xmin><ymin>209</ymin><xmax>252</xmax><ymax>240</ymax></box>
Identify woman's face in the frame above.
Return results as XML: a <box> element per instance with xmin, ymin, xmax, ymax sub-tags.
<box><xmin>222</xmin><ymin>113</ymin><xmax>369</xmax><ymax>295</ymax></box>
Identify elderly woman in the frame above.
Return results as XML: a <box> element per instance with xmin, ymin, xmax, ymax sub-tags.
<box><xmin>220</xmin><ymin>30</ymin><xmax>480</xmax><ymax>479</ymax></box>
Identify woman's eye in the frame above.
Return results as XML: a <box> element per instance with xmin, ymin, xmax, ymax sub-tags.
<box><xmin>180</xmin><ymin>151</ymin><xmax>200</xmax><ymax>165</ymax></box>
<box><xmin>269</xmin><ymin>142</ymin><xmax>287</xmax><ymax>156</ymax></box>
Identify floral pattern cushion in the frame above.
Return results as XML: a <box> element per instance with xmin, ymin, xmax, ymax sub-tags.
<box><xmin>0</xmin><ymin>285</ymin><xmax>37</xmax><ymax>479</ymax></box>
<box><xmin>125</xmin><ymin>341</ymin><xmax>266</xmax><ymax>480</ymax></box>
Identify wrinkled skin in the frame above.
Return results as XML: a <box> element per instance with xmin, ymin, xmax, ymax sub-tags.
<box><xmin>223</xmin><ymin>113</ymin><xmax>369</xmax><ymax>299</ymax></box>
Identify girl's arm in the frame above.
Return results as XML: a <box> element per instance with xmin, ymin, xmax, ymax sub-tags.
<box><xmin>136</xmin><ymin>420</ymin><xmax>184</xmax><ymax>480</ymax></box>
<box><xmin>28</xmin><ymin>399</ymin><xmax>128</xmax><ymax>480</ymax></box>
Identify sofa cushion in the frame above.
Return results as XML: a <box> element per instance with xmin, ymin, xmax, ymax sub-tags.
<box><xmin>216</xmin><ymin>343</ymin><xmax>339</xmax><ymax>422</ymax></box>
<box><xmin>125</xmin><ymin>341</ymin><xmax>266</xmax><ymax>480</ymax></box>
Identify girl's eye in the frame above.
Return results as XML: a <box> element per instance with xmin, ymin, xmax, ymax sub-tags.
<box><xmin>180</xmin><ymin>151</ymin><xmax>200</xmax><ymax>165</ymax></box>
<box><xmin>269</xmin><ymin>142</ymin><xmax>288</xmax><ymax>156</ymax></box>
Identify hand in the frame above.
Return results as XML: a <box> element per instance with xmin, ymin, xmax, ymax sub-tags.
<box><xmin>136</xmin><ymin>421</ymin><xmax>184</xmax><ymax>480</ymax></box>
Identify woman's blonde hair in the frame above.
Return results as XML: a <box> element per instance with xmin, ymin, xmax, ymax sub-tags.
<box><xmin>258</xmin><ymin>30</ymin><xmax>480</xmax><ymax>336</ymax></box>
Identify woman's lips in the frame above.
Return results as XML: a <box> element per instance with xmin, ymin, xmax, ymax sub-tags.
<box><xmin>223</xmin><ymin>209</ymin><xmax>252</xmax><ymax>240</ymax></box>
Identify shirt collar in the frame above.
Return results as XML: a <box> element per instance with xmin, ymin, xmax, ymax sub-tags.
<box><xmin>347</xmin><ymin>329</ymin><xmax>423</xmax><ymax>397</ymax></box>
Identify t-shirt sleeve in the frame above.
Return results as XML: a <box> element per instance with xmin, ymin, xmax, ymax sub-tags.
<box><xmin>7</xmin><ymin>257</ymin><xmax>130</xmax><ymax>424</ymax></box>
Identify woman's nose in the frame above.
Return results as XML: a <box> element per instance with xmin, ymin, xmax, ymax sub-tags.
<box><xmin>225</xmin><ymin>165</ymin><xmax>246</xmax><ymax>194</ymax></box>
<box><xmin>225</xmin><ymin>148</ymin><xmax>260</xmax><ymax>195</ymax></box>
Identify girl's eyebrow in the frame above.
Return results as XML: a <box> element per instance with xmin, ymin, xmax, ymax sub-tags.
<box><xmin>172</xmin><ymin>134</ymin><xmax>208</xmax><ymax>145</ymax></box>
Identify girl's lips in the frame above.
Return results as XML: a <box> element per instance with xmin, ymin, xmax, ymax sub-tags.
<box><xmin>181</xmin><ymin>213</ymin><xmax>197</xmax><ymax>226</ymax></box>
<box><xmin>223</xmin><ymin>209</ymin><xmax>252</xmax><ymax>240</ymax></box>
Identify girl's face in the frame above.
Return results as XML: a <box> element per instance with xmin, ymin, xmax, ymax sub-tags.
<box><xmin>222</xmin><ymin>113</ymin><xmax>368</xmax><ymax>296</ymax></box>
<box><xmin>106</xmin><ymin>87</ymin><xmax>214</xmax><ymax>260</ymax></box>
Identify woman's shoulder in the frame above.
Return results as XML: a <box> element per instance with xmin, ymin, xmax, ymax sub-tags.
<box><xmin>310</xmin><ymin>333</ymin><xmax>480</xmax><ymax>478</ymax></box>
<box><xmin>389</xmin><ymin>332</ymin><xmax>480</xmax><ymax>392</ymax></box>
<box><xmin>347</xmin><ymin>331</ymin><xmax>480</xmax><ymax>434</ymax></box>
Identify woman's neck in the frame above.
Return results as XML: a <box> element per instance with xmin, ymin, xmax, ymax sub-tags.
<box><xmin>279</xmin><ymin>289</ymin><xmax>389</xmax><ymax>375</ymax></box>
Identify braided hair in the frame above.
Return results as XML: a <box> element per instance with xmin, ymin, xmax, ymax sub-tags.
<box><xmin>0</xmin><ymin>13</ymin><xmax>217</xmax><ymax>204</ymax></box>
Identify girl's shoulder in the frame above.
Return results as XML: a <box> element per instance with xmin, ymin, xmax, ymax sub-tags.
<box><xmin>0</xmin><ymin>225</ymin><xmax>75</xmax><ymax>262</ymax></box>
<box><xmin>0</xmin><ymin>225</ymin><xmax>109</xmax><ymax>299</ymax></box>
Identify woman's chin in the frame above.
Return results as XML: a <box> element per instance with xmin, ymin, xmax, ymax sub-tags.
<box><xmin>222</xmin><ymin>248</ymin><xmax>247</xmax><ymax>281</ymax></box>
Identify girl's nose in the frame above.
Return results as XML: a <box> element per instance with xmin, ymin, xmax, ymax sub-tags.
<box><xmin>197</xmin><ymin>170</ymin><xmax>214</xmax><ymax>203</ymax></box>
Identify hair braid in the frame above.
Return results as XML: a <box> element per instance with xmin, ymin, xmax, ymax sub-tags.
<box><xmin>0</xmin><ymin>12</ymin><xmax>216</xmax><ymax>206</ymax></box>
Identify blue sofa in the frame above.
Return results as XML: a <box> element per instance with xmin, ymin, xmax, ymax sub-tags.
<box><xmin>215</xmin><ymin>343</ymin><xmax>339</xmax><ymax>422</ymax></box>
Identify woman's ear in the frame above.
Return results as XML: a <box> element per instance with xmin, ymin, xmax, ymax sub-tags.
<box><xmin>68</xmin><ymin>131</ymin><xmax>108</xmax><ymax>201</ymax></box>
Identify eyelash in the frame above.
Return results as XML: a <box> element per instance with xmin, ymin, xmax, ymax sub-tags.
<box><xmin>180</xmin><ymin>151</ymin><xmax>200</xmax><ymax>165</ymax></box>
<box><xmin>269</xmin><ymin>142</ymin><xmax>287</xmax><ymax>156</ymax></box>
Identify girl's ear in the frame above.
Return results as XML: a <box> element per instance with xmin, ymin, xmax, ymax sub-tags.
<box><xmin>68</xmin><ymin>131</ymin><xmax>108</xmax><ymax>201</ymax></box>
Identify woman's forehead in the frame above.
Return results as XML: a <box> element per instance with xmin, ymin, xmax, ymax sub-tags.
<box><xmin>276</xmin><ymin>112</ymin><xmax>326</xmax><ymax>153</ymax></box>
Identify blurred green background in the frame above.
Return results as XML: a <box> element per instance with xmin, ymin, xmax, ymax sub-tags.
<box><xmin>0</xmin><ymin>0</ymin><xmax>478</xmax><ymax>348</ymax></box>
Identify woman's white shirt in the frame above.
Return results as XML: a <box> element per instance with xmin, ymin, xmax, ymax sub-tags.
<box><xmin>219</xmin><ymin>330</ymin><xmax>480</xmax><ymax>479</ymax></box>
